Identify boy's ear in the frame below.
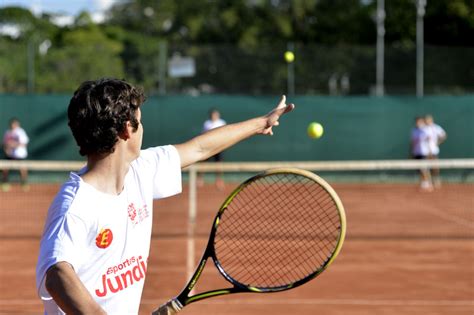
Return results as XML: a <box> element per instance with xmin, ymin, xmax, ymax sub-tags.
<box><xmin>119</xmin><ymin>121</ymin><xmax>133</xmax><ymax>140</ymax></box>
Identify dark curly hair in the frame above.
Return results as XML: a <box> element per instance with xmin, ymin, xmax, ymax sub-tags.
<box><xmin>68</xmin><ymin>78</ymin><xmax>146</xmax><ymax>156</ymax></box>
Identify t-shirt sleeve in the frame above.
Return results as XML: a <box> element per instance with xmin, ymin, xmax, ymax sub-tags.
<box><xmin>135</xmin><ymin>145</ymin><xmax>182</xmax><ymax>199</ymax></box>
<box><xmin>36</xmin><ymin>211</ymin><xmax>89</xmax><ymax>297</ymax></box>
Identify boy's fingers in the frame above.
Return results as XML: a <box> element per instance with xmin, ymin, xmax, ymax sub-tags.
<box><xmin>284</xmin><ymin>103</ymin><xmax>295</xmax><ymax>113</ymax></box>
<box><xmin>276</xmin><ymin>95</ymin><xmax>286</xmax><ymax>109</ymax></box>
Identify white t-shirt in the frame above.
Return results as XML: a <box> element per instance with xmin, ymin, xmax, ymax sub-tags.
<box><xmin>202</xmin><ymin>118</ymin><xmax>226</xmax><ymax>133</ymax></box>
<box><xmin>36</xmin><ymin>145</ymin><xmax>182</xmax><ymax>315</ymax></box>
<box><xmin>411</xmin><ymin>127</ymin><xmax>430</xmax><ymax>157</ymax></box>
<box><xmin>423</xmin><ymin>124</ymin><xmax>446</xmax><ymax>156</ymax></box>
<box><xmin>3</xmin><ymin>127</ymin><xmax>29</xmax><ymax>159</ymax></box>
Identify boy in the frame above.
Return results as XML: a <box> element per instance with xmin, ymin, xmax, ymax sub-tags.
<box><xmin>36</xmin><ymin>78</ymin><xmax>294</xmax><ymax>314</ymax></box>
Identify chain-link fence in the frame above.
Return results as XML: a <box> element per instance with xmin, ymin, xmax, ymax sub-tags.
<box><xmin>1</xmin><ymin>39</ymin><xmax>473</xmax><ymax>95</ymax></box>
<box><xmin>166</xmin><ymin>43</ymin><xmax>474</xmax><ymax>95</ymax></box>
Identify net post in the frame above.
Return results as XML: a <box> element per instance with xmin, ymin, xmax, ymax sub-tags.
<box><xmin>187</xmin><ymin>165</ymin><xmax>198</xmax><ymax>292</ymax></box>
<box><xmin>188</xmin><ymin>165</ymin><xmax>197</xmax><ymax>224</ymax></box>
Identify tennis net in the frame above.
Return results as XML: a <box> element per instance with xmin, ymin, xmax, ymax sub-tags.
<box><xmin>0</xmin><ymin>159</ymin><xmax>472</xmax><ymax>239</ymax></box>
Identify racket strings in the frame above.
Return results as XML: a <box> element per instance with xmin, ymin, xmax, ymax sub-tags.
<box><xmin>214</xmin><ymin>173</ymin><xmax>341</xmax><ymax>288</ymax></box>
<box><xmin>217</xmin><ymin>180</ymin><xmax>334</xmax><ymax>286</ymax></box>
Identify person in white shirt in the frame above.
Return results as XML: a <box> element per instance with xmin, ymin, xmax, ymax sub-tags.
<box><xmin>203</xmin><ymin>108</ymin><xmax>226</xmax><ymax>133</ymax></box>
<box><xmin>2</xmin><ymin>117</ymin><xmax>29</xmax><ymax>188</ymax></box>
<box><xmin>424</xmin><ymin>114</ymin><xmax>447</xmax><ymax>188</ymax></box>
<box><xmin>411</xmin><ymin>116</ymin><xmax>432</xmax><ymax>191</ymax></box>
<box><xmin>200</xmin><ymin>108</ymin><xmax>226</xmax><ymax>189</ymax></box>
<box><xmin>36</xmin><ymin>78</ymin><xmax>294</xmax><ymax>315</ymax></box>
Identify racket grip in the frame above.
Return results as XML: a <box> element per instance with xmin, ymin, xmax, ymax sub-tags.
<box><xmin>152</xmin><ymin>298</ymin><xmax>183</xmax><ymax>315</ymax></box>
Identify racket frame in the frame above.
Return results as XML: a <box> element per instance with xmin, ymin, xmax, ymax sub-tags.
<box><xmin>174</xmin><ymin>168</ymin><xmax>346</xmax><ymax>307</ymax></box>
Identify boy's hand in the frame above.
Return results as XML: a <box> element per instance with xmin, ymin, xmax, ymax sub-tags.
<box><xmin>152</xmin><ymin>299</ymin><xmax>182</xmax><ymax>315</ymax></box>
<box><xmin>260</xmin><ymin>95</ymin><xmax>295</xmax><ymax>135</ymax></box>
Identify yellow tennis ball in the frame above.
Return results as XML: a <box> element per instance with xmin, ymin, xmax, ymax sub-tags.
<box><xmin>307</xmin><ymin>122</ymin><xmax>323</xmax><ymax>139</ymax></box>
<box><xmin>284</xmin><ymin>51</ymin><xmax>295</xmax><ymax>63</ymax></box>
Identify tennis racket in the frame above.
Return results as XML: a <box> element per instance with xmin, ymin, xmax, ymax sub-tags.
<box><xmin>153</xmin><ymin>168</ymin><xmax>346</xmax><ymax>315</ymax></box>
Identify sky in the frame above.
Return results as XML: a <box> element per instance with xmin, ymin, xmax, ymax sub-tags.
<box><xmin>0</xmin><ymin>0</ymin><xmax>119</xmax><ymax>15</ymax></box>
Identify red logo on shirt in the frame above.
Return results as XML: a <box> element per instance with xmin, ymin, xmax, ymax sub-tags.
<box><xmin>128</xmin><ymin>203</ymin><xmax>137</xmax><ymax>221</ymax></box>
<box><xmin>95</xmin><ymin>255</ymin><xmax>148</xmax><ymax>297</ymax></box>
<box><xmin>127</xmin><ymin>203</ymin><xmax>149</xmax><ymax>226</ymax></box>
<box><xmin>96</xmin><ymin>228</ymin><xmax>113</xmax><ymax>249</ymax></box>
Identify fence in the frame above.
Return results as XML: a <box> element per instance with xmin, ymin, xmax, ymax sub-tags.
<box><xmin>1</xmin><ymin>41</ymin><xmax>473</xmax><ymax>95</ymax></box>
<box><xmin>1</xmin><ymin>95</ymin><xmax>473</xmax><ymax>161</ymax></box>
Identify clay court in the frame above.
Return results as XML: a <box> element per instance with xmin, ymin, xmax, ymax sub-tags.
<box><xmin>0</xmin><ymin>180</ymin><xmax>473</xmax><ymax>315</ymax></box>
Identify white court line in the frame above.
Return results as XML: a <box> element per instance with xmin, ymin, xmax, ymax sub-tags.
<box><xmin>2</xmin><ymin>298</ymin><xmax>473</xmax><ymax>307</ymax></box>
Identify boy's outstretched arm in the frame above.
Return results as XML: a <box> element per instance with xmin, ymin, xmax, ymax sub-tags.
<box><xmin>175</xmin><ymin>95</ymin><xmax>294</xmax><ymax>168</ymax></box>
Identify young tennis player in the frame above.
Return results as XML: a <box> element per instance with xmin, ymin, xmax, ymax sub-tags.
<box><xmin>35</xmin><ymin>78</ymin><xmax>294</xmax><ymax>314</ymax></box>
<box><xmin>423</xmin><ymin>114</ymin><xmax>447</xmax><ymax>188</ymax></box>
<box><xmin>411</xmin><ymin>116</ymin><xmax>432</xmax><ymax>191</ymax></box>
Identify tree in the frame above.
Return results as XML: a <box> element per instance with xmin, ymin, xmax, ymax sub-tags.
<box><xmin>36</xmin><ymin>12</ymin><xmax>124</xmax><ymax>93</ymax></box>
<box><xmin>1</xmin><ymin>1</ymin><xmax>474</xmax><ymax>94</ymax></box>
<box><xmin>425</xmin><ymin>0</ymin><xmax>474</xmax><ymax>46</ymax></box>
<box><xmin>0</xmin><ymin>7</ymin><xmax>60</xmax><ymax>92</ymax></box>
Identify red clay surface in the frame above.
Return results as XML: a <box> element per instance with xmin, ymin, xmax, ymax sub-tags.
<box><xmin>0</xmin><ymin>182</ymin><xmax>473</xmax><ymax>314</ymax></box>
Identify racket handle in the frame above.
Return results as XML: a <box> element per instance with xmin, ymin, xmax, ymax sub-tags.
<box><xmin>152</xmin><ymin>298</ymin><xmax>183</xmax><ymax>315</ymax></box>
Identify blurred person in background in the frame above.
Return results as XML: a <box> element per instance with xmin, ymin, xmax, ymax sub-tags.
<box><xmin>198</xmin><ymin>108</ymin><xmax>227</xmax><ymax>189</ymax></box>
<box><xmin>2</xmin><ymin>117</ymin><xmax>29</xmax><ymax>190</ymax></box>
<box><xmin>411</xmin><ymin>116</ymin><xmax>432</xmax><ymax>192</ymax></box>
<box><xmin>424</xmin><ymin>114</ymin><xmax>447</xmax><ymax>188</ymax></box>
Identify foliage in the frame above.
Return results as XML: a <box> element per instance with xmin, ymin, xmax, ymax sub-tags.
<box><xmin>0</xmin><ymin>1</ymin><xmax>473</xmax><ymax>94</ymax></box>
<box><xmin>36</xmin><ymin>19</ymin><xmax>124</xmax><ymax>93</ymax></box>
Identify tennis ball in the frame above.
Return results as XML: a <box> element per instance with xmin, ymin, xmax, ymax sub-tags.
<box><xmin>284</xmin><ymin>51</ymin><xmax>295</xmax><ymax>63</ymax></box>
<box><xmin>307</xmin><ymin>122</ymin><xmax>323</xmax><ymax>139</ymax></box>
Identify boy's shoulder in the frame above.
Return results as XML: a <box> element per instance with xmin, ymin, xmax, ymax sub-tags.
<box><xmin>49</xmin><ymin>173</ymin><xmax>82</xmax><ymax>214</ymax></box>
